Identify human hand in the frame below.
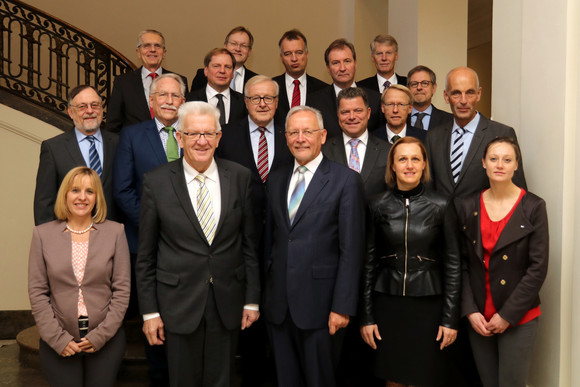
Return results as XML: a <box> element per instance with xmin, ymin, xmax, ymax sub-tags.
<box><xmin>328</xmin><ymin>312</ymin><xmax>349</xmax><ymax>335</ymax></box>
<box><xmin>78</xmin><ymin>337</ymin><xmax>96</xmax><ymax>353</ymax></box>
<box><xmin>485</xmin><ymin>313</ymin><xmax>510</xmax><ymax>334</ymax></box>
<box><xmin>360</xmin><ymin>324</ymin><xmax>381</xmax><ymax>350</ymax></box>
<box><xmin>467</xmin><ymin>312</ymin><xmax>493</xmax><ymax>336</ymax></box>
<box><xmin>143</xmin><ymin>316</ymin><xmax>165</xmax><ymax>345</ymax></box>
<box><xmin>436</xmin><ymin>326</ymin><xmax>458</xmax><ymax>350</ymax></box>
<box><xmin>241</xmin><ymin>309</ymin><xmax>260</xmax><ymax>330</ymax></box>
<box><xmin>60</xmin><ymin>340</ymin><xmax>82</xmax><ymax>357</ymax></box>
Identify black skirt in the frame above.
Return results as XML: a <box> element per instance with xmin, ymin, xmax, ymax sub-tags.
<box><xmin>373</xmin><ymin>293</ymin><xmax>451</xmax><ymax>386</ymax></box>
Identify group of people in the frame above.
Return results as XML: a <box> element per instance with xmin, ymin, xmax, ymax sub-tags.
<box><xmin>27</xmin><ymin>25</ymin><xmax>549</xmax><ymax>387</ymax></box>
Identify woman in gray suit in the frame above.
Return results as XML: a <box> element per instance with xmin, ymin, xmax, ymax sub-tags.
<box><xmin>28</xmin><ymin>166</ymin><xmax>130</xmax><ymax>387</ymax></box>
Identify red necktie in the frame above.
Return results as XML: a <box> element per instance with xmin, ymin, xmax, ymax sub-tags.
<box><xmin>149</xmin><ymin>72</ymin><xmax>158</xmax><ymax>118</ymax></box>
<box><xmin>257</xmin><ymin>127</ymin><xmax>269</xmax><ymax>182</ymax></box>
<box><xmin>291</xmin><ymin>79</ymin><xmax>301</xmax><ymax>108</ymax></box>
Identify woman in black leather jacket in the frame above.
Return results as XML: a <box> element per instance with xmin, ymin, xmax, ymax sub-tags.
<box><xmin>360</xmin><ymin>136</ymin><xmax>461</xmax><ymax>386</ymax></box>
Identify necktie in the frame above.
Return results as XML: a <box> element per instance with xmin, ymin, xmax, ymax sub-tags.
<box><xmin>257</xmin><ymin>127</ymin><xmax>269</xmax><ymax>182</ymax></box>
<box><xmin>414</xmin><ymin>112</ymin><xmax>427</xmax><ymax>129</ymax></box>
<box><xmin>383</xmin><ymin>80</ymin><xmax>391</xmax><ymax>93</ymax></box>
<box><xmin>148</xmin><ymin>72</ymin><xmax>158</xmax><ymax>118</ymax></box>
<box><xmin>230</xmin><ymin>71</ymin><xmax>238</xmax><ymax>92</ymax></box>
<box><xmin>391</xmin><ymin>134</ymin><xmax>401</xmax><ymax>144</ymax></box>
<box><xmin>164</xmin><ymin>127</ymin><xmax>179</xmax><ymax>162</ymax></box>
<box><xmin>450</xmin><ymin>127</ymin><xmax>466</xmax><ymax>183</ymax></box>
<box><xmin>291</xmin><ymin>79</ymin><xmax>301</xmax><ymax>108</ymax></box>
<box><xmin>216</xmin><ymin>94</ymin><xmax>226</xmax><ymax>125</ymax></box>
<box><xmin>85</xmin><ymin>136</ymin><xmax>102</xmax><ymax>176</ymax></box>
<box><xmin>195</xmin><ymin>174</ymin><xmax>217</xmax><ymax>244</ymax></box>
<box><xmin>288</xmin><ymin>166</ymin><xmax>307</xmax><ymax>224</ymax></box>
<box><xmin>348</xmin><ymin>138</ymin><xmax>361</xmax><ymax>173</ymax></box>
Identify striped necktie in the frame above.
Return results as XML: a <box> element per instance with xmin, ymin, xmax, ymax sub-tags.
<box><xmin>291</xmin><ymin>79</ymin><xmax>301</xmax><ymax>108</ymax></box>
<box><xmin>450</xmin><ymin>127</ymin><xmax>466</xmax><ymax>183</ymax></box>
<box><xmin>85</xmin><ymin>135</ymin><xmax>102</xmax><ymax>176</ymax></box>
<box><xmin>288</xmin><ymin>166</ymin><xmax>307</xmax><ymax>224</ymax></box>
<box><xmin>257</xmin><ymin>127</ymin><xmax>269</xmax><ymax>182</ymax></box>
<box><xmin>195</xmin><ymin>174</ymin><xmax>216</xmax><ymax>244</ymax></box>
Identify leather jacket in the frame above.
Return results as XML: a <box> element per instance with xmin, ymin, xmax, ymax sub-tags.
<box><xmin>361</xmin><ymin>185</ymin><xmax>461</xmax><ymax>329</ymax></box>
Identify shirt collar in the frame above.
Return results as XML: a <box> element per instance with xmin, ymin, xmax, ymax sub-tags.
<box><xmin>386</xmin><ymin>124</ymin><xmax>407</xmax><ymax>140</ymax></box>
<box><xmin>333</xmin><ymin>82</ymin><xmax>356</xmax><ymax>97</ymax></box>
<box><xmin>342</xmin><ymin>129</ymin><xmax>369</xmax><ymax>146</ymax></box>
<box><xmin>412</xmin><ymin>104</ymin><xmax>433</xmax><ymax>116</ymax></box>
<box><xmin>248</xmin><ymin>117</ymin><xmax>274</xmax><ymax>134</ymax></box>
<box><xmin>206</xmin><ymin>84</ymin><xmax>231</xmax><ymax>100</ymax></box>
<box><xmin>75</xmin><ymin>128</ymin><xmax>103</xmax><ymax>143</ymax></box>
<box><xmin>183</xmin><ymin>157</ymin><xmax>219</xmax><ymax>184</ymax></box>
<box><xmin>293</xmin><ymin>152</ymin><xmax>323</xmax><ymax>174</ymax></box>
<box><xmin>155</xmin><ymin>117</ymin><xmax>179</xmax><ymax>131</ymax></box>
<box><xmin>141</xmin><ymin>66</ymin><xmax>162</xmax><ymax>80</ymax></box>
<box><xmin>285</xmin><ymin>73</ymin><xmax>307</xmax><ymax>88</ymax></box>
<box><xmin>453</xmin><ymin>112</ymin><xmax>481</xmax><ymax>134</ymax></box>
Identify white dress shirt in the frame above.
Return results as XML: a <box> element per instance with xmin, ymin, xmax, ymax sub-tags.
<box><xmin>284</xmin><ymin>73</ymin><xmax>307</xmax><ymax>107</ymax></box>
<box><xmin>248</xmin><ymin>119</ymin><xmax>275</xmax><ymax>170</ymax></box>
<box><xmin>386</xmin><ymin>124</ymin><xmax>408</xmax><ymax>143</ymax></box>
<box><xmin>342</xmin><ymin>130</ymin><xmax>368</xmax><ymax>171</ymax></box>
<box><xmin>141</xmin><ymin>67</ymin><xmax>163</xmax><ymax>107</ymax></box>
<box><xmin>231</xmin><ymin>66</ymin><xmax>247</xmax><ymax>93</ymax></box>
<box><xmin>376</xmin><ymin>73</ymin><xmax>398</xmax><ymax>94</ymax></box>
<box><xmin>206</xmin><ymin>85</ymin><xmax>231</xmax><ymax>123</ymax></box>
<box><xmin>333</xmin><ymin>82</ymin><xmax>357</xmax><ymax>97</ymax></box>
<box><xmin>287</xmin><ymin>152</ymin><xmax>323</xmax><ymax>206</ymax></box>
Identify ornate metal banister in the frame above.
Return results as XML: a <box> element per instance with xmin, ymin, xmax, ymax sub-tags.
<box><xmin>0</xmin><ymin>0</ymin><xmax>136</xmax><ymax>124</ymax></box>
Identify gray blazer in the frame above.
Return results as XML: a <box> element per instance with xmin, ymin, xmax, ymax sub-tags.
<box><xmin>28</xmin><ymin>220</ymin><xmax>130</xmax><ymax>353</ymax></box>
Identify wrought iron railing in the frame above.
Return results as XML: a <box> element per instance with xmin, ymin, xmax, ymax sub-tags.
<box><xmin>0</xmin><ymin>0</ymin><xmax>136</xmax><ymax>122</ymax></box>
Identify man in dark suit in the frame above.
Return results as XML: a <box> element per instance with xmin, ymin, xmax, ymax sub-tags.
<box><xmin>272</xmin><ymin>29</ymin><xmax>328</xmax><ymax>123</ymax></box>
<box><xmin>190</xmin><ymin>26</ymin><xmax>258</xmax><ymax>93</ymax></box>
<box><xmin>406</xmin><ymin>65</ymin><xmax>453</xmax><ymax>130</ymax></box>
<box><xmin>323</xmin><ymin>87</ymin><xmax>389</xmax><ymax>198</ymax></box>
<box><xmin>136</xmin><ymin>101</ymin><xmax>260</xmax><ymax>387</ymax></box>
<box><xmin>105</xmin><ymin>30</ymin><xmax>188</xmax><ymax>133</ymax></box>
<box><xmin>264</xmin><ymin>106</ymin><xmax>365</xmax><ymax>387</ymax></box>
<box><xmin>310</xmin><ymin>39</ymin><xmax>383</xmax><ymax>139</ymax></box>
<box><xmin>187</xmin><ymin>48</ymin><xmax>246</xmax><ymax>125</ymax></box>
<box><xmin>34</xmin><ymin>85</ymin><xmax>118</xmax><ymax>225</ymax></box>
<box><xmin>372</xmin><ymin>84</ymin><xmax>427</xmax><ymax>143</ymax></box>
<box><xmin>358</xmin><ymin>34</ymin><xmax>407</xmax><ymax>94</ymax></box>
<box><xmin>426</xmin><ymin>66</ymin><xmax>526</xmax><ymax>207</ymax></box>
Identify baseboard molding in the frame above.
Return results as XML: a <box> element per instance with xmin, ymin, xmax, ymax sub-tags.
<box><xmin>0</xmin><ymin>310</ymin><xmax>35</xmax><ymax>339</ymax></box>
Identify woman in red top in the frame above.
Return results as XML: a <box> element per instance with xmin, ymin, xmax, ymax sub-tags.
<box><xmin>459</xmin><ymin>137</ymin><xmax>548</xmax><ymax>387</ymax></box>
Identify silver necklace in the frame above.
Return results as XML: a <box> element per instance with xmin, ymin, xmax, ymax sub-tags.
<box><xmin>66</xmin><ymin>222</ymin><xmax>93</xmax><ymax>234</ymax></box>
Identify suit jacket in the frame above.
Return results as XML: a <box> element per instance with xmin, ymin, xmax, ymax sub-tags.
<box><xmin>426</xmin><ymin>114</ymin><xmax>527</xmax><ymax>208</ymax></box>
<box><xmin>264</xmin><ymin>157</ymin><xmax>366</xmax><ymax>330</ymax></box>
<box><xmin>357</xmin><ymin>73</ymin><xmax>408</xmax><ymax>92</ymax></box>
<box><xmin>372</xmin><ymin>124</ymin><xmax>427</xmax><ymax>144</ymax></box>
<box><xmin>459</xmin><ymin>191</ymin><xmax>548</xmax><ymax>326</ymax></box>
<box><xmin>136</xmin><ymin>158</ymin><xmax>260</xmax><ymax>333</ymax></box>
<box><xmin>186</xmin><ymin>87</ymin><xmax>247</xmax><ymax>125</ymax></box>
<box><xmin>113</xmin><ymin>119</ymin><xmax>170</xmax><ymax>253</ymax></box>
<box><xmin>322</xmin><ymin>133</ymin><xmax>390</xmax><ymax>198</ymax></box>
<box><xmin>28</xmin><ymin>220</ymin><xmax>130</xmax><ymax>353</ymax></box>
<box><xmin>105</xmin><ymin>67</ymin><xmax>188</xmax><ymax>133</ymax></box>
<box><xmin>34</xmin><ymin>129</ymin><xmax>119</xmax><ymax>225</ymax></box>
<box><xmin>272</xmin><ymin>73</ymin><xmax>328</xmax><ymax>123</ymax></box>
<box><xmin>309</xmin><ymin>85</ymin><xmax>384</xmax><ymax>139</ymax></box>
<box><xmin>407</xmin><ymin>104</ymin><xmax>454</xmax><ymax>131</ymax></box>
<box><xmin>190</xmin><ymin>66</ymin><xmax>258</xmax><ymax>92</ymax></box>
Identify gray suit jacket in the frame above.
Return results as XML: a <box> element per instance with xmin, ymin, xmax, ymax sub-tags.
<box><xmin>28</xmin><ymin>220</ymin><xmax>130</xmax><ymax>353</ymax></box>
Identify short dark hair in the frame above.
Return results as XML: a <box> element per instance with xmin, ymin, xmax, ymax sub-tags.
<box><xmin>278</xmin><ymin>29</ymin><xmax>308</xmax><ymax>51</ymax></box>
<box><xmin>67</xmin><ymin>85</ymin><xmax>100</xmax><ymax>105</ymax></box>
<box><xmin>203</xmin><ymin>48</ymin><xmax>236</xmax><ymax>68</ymax></box>
<box><xmin>386</xmin><ymin>136</ymin><xmax>430</xmax><ymax>187</ymax></box>
<box><xmin>407</xmin><ymin>65</ymin><xmax>437</xmax><ymax>85</ymax></box>
<box><xmin>324</xmin><ymin>38</ymin><xmax>356</xmax><ymax>66</ymax></box>
<box><xmin>336</xmin><ymin>87</ymin><xmax>369</xmax><ymax>110</ymax></box>
<box><xmin>483</xmin><ymin>136</ymin><xmax>522</xmax><ymax>163</ymax></box>
<box><xmin>224</xmin><ymin>26</ymin><xmax>254</xmax><ymax>49</ymax></box>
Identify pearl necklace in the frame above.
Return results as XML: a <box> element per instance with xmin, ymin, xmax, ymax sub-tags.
<box><xmin>66</xmin><ymin>222</ymin><xmax>93</xmax><ymax>234</ymax></box>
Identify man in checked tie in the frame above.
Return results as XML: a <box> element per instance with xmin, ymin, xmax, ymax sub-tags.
<box><xmin>264</xmin><ymin>105</ymin><xmax>365</xmax><ymax>387</ymax></box>
<box><xmin>34</xmin><ymin>85</ymin><xmax>119</xmax><ymax>225</ymax></box>
<box><xmin>426</xmin><ymin>66</ymin><xmax>527</xmax><ymax>212</ymax></box>
<box><xmin>136</xmin><ymin>101</ymin><xmax>260</xmax><ymax>387</ymax></box>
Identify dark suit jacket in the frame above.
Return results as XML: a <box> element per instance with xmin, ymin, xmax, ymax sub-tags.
<box><xmin>357</xmin><ymin>73</ymin><xmax>408</xmax><ymax>92</ymax></box>
<box><xmin>34</xmin><ymin>129</ymin><xmax>119</xmax><ymax>225</ymax></box>
<box><xmin>272</xmin><ymin>73</ymin><xmax>328</xmax><ymax>123</ymax></box>
<box><xmin>105</xmin><ymin>67</ymin><xmax>188</xmax><ymax>133</ymax></box>
<box><xmin>186</xmin><ymin>87</ymin><xmax>247</xmax><ymax>125</ymax></box>
<box><xmin>28</xmin><ymin>220</ymin><xmax>130</xmax><ymax>353</ymax></box>
<box><xmin>136</xmin><ymin>158</ymin><xmax>260</xmax><ymax>333</ymax></box>
<box><xmin>190</xmin><ymin>66</ymin><xmax>258</xmax><ymax>92</ymax></box>
<box><xmin>426</xmin><ymin>114</ymin><xmax>527</xmax><ymax>208</ymax></box>
<box><xmin>322</xmin><ymin>133</ymin><xmax>390</xmax><ymax>198</ymax></box>
<box><xmin>372</xmin><ymin>124</ymin><xmax>427</xmax><ymax>144</ymax></box>
<box><xmin>407</xmin><ymin>104</ymin><xmax>454</xmax><ymax>131</ymax></box>
<box><xmin>459</xmin><ymin>191</ymin><xmax>548</xmax><ymax>326</ymax></box>
<box><xmin>264</xmin><ymin>157</ymin><xmax>365</xmax><ymax>330</ymax></box>
<box><xmin>309</xmin><ymin>85</ymin><xmax>384</xmax><ymax>139</ymax></box>
<box><xmin>113</xmin><ymin>119</ymin><xmax>170</xmax><ymax>253</ymax></box>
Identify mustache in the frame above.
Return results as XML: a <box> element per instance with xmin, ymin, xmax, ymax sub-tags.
<box><xmin>161</xmin><ymin>104</ymin><xmax>177</xmax><ymax>111</ymax></box>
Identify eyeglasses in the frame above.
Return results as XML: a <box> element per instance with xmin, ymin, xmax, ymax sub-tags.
<box><xmin>70</xmin><ymin>103</ymin><xmax>102</xmax><ymax>112</ymax></box>
<box><xmin>152</xmin><ymin>92</ymin><xmax>183</xmax><ymax>100</ymax></box>
<box><xmin>245</xmin><ymin>95</ymin><xmax>277</xmax><ymax>105</ymax></box>
<box><xmin>227</xmin><ymin>41</ymin><xmax>250</xmax><ymax>50</ymax></box>
<box><xmin>285</xmin><ymin>129</ymin><xmax>322</xmax><ymax>138</ymax></box>
<box><xmin>139</xmin><ymin>43</ymin><xmax>164</xmax><ymax>50</ymax></box>
<box><xmin>408</xmin><ymin>81</ymin><xmax>433</xmax><ymax>88</ymax></box>
<box><xmin>181</xmin><ymin>132</ymin><xmax>219</xmax><ymax>141</ymax></box>
<box><xmin>382</xmin><ymin>103</ymin><xmax>410</xmax><ymax>109</ymax></box>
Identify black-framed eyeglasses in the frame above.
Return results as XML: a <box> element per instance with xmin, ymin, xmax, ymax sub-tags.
<box><xmin>408</xmin><ymin>81</ymin><xmax>433</xmax><ymax>88</ymax></box>
<box><xmin>245</xmin><ymin>95</ymin><xmax>277</xmax><ymax>105</ymax></box>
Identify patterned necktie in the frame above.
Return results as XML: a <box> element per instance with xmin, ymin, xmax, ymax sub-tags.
<box><xmin>391</xmin><ymin>134</ymin><xmax>401</xmax><ymax>144</ymax></box>
<box><xmin>195</xmin><ymin>174</ymin><xmax>216</xmax><ymax>244</ymax></box>
<box><xmin>85</xmin><ymin>136</ymin><xmax>102</xmax><ymax>176</ymax></box>
<box><xmin>230</xmin><ymin>71</ymin><xmax>238</xmax><ymax>92</ymax></box>
<box><xmin>348</xmin><ymin>138</ymin><xmax>361</xmax><ymax>173</ymax></box>
<box><xmin>257</xmin><ymin>127</ymin><xmax>269</xmax><ymax>182</ymax></box>
<box><xmin>450</xmin><ymin>127</ymin><xmax>466</xmax><ymax>183</ymax></box>
<box><xmin>148</xmin><ymin>72</ymin><xmax>158</xmax><ymax>118</ymax></box>
<box><xmin>163</xmin><ymin>127</ymin><xmax>179</xmax><ymax>162</ymax></box>
<box><xmin>414</xmin><ymin>112</ymin><xmax>427</xmax><ymax>129</ymax></box>
<box><xmin>288</xmin><ymin>166</ymin><xmax>307</xmax><ymax>224</ymax></box>
<box><xmin>291</xmin><ymin>79</ymin><xmax>301</xmax><ymax>108</ymax></box>
<box><xmin>383</xmin><ymin>80</ymin><xmax>391</xmax><ymax>93</ymax></box>
<box><xmin>216</xmin><ymin>94</ymin><xmax>226</xmax><ymax>125</ymax></box>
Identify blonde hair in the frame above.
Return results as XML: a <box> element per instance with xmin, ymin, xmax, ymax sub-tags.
<box><xmin>54</xmin><ymin>167</ymin><xmax>107</xmax><ymax>223</ymax></box>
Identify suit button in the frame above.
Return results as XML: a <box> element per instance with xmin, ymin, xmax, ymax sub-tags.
<box><xmin>502</xmin><ymin>255</ymin><xmax>508</xmax><ymax>261</ymax></box>
<box><xmin>209</xmin><ymin>276</ymin><xmax>214</xmax><ymax>284</ymax></box>
<box><xmin>474</xmin><ymin>211</ymin><xmax>478</xmax><ymax>216</ymax></box>
<box><xmin>463</xmin><ymin>225</ymin><xmax>467</xmax><ymax>230</ymax></box>
<box><xmin>500</xmin><ymin>279</ymin><xmax>506</xmax><ymax>285</ymax></box>
<box><xmin>472</xmin><ymin>240</ymin><xmax>476</xmax><ymax>245</ymax></box>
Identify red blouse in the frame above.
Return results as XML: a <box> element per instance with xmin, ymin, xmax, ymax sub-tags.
<box><xmin>480</xmin><ymin>188</ymin><xmax>541</xmax><ymax>326</ymax></box>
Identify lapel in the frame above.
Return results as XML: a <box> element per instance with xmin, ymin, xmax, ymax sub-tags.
<box><xmin>240</xmin><ymin>118</ymin><xmax>262</xmax><ymax>179</ymax></box>
<box><xmin>100</xmin><ymin>131</ymin><xmax>114</xmax><ymax>182</ymax></box>
<box><xmin>64</xmin><ymin>129</ymin><xmax>87</xmax><ymax>166</ymax></box>
<box><xmin>131</xmin><ymin>67</ymin><xmax>150</xmax><ymax>116</ymax></box>
<box><xmin>325</xmin><ymin>137</ymin><xmax>348</xmax><ymax>166</ymax></box>
<box><xmin>463</xmin><ymin>197</ymin><xmax>485</xmax><ymax>265</ymax></box>
<box><xmin>271</xmin><ymin>122</ymin><xmax>289</xmax><ymax>171</ymax></box>
<box><xmin>439</xmin><ymin>123</ymin><xmax>456</xmax><ymax>186</ymax></box>
<box><xmin>457</xmin><ymin>115</ymin><xmax>487</xmax><ymax>185</ymax></box>
<box><xmin>291</xmin><ymin>157</ymin><xmax>330</xmax><ymax>228</ymax></box>
<box><xmin>278</xmin><ymin>77</ymin><xmax>290</xmax><ymax>109</ymax></box>
<box><xmin>143</xmin><ymin>121</ymin><xmax>168</xmax><ymax>165</ymax></box>
<box><xmin>360</xmin><ymin>135</ymin><xmax>381</xmax><ymax>183</ymax></box>
<box><xmin>493</xmin><ymin>196</ymin><xmax>534</xmax><ymax>251</ymax></box>
<box><xmin>214</xmin><ymin>159</ymin><xmax>230</xmax><ymax>235</ymax></box>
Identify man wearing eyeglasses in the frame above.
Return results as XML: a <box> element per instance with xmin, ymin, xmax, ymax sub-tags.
<box><xmin>406</xmin><ymin>65</ymin><xmax>453</xmax><ymax>131</ymax></box>
<box><xmin>190</xmin><ymin>26</ymin><xmax>259</xmax><ymax>93</ymax></box>
<box><xmin>106</xmin><ymin>30</ymin><xmax>188</xmax><ymax>133</ymax></box>
<box><xmin>372</xmin><ymin>84</ymin><xmax>427</xmax><ymax>144</ymax></box>
<box><xmin>136</xmin><ymin>101</ymin><xmax>260</xmax><ymax>387</ymax></box>
<box><xmin>34</xmin><ymin>85</ymin><xmax>119</xmax><ymax>225</ymax></box>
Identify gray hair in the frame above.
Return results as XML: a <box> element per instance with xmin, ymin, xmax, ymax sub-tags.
<box><xmin>137</xmin><ymin>30</ymin><xmax>165</xmax><ymax>48</ymax></box>
<box><xmin>285</xmin><ymin>105</ymin><xmax>324</xmax><ymax>130</ymax></box>
<box><xmin>177</xmin><ymin>102</ymin><xmax>222</xmax><ymax>133</ymax></box>
<box><xmin>149</xmin><ymin>73</ymin><xmax>186</xmax><ymax>97</ymax></box>
<box><xmin>244</xmin><ymin>75</ymin><xmax>279</xmax><ymax>97</ymax></box>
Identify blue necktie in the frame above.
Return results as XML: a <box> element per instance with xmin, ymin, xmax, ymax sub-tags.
<box><xmin>85</xmin><ymin>136</ymin><xmax>102</xmax><ymax>176</ymax></box>
<box><xmin>288</xmin><ymin>166</ymin><xmax>307</xmax><ymax>224</ymax></box>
